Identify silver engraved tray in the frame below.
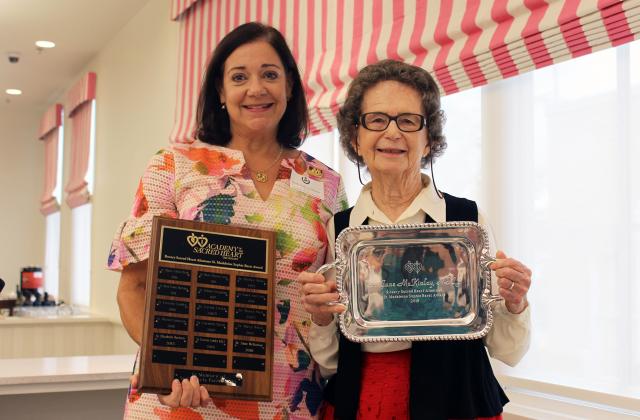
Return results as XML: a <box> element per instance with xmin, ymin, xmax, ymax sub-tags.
<box><xmin>318</xmin><ymin>222</ymin><xmax>502</xmax><ymax>342</ymax></box>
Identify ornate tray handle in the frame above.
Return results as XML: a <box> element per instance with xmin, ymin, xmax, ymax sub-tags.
<box><xmin>480</xmin><ymin>254</ymin><xmax>496</xmax><ymax>272</ymax></box>
<box><xmin>315</xmin><ymin>263</ymin><xmax>348</xmax><ymax>307</ymax></box>
<box><xmin>480</xmin><ymin>255</ymin><xmax>502</xmax><ymax>306</ymax></box>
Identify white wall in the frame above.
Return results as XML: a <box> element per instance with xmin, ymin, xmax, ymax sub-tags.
<box><xmin>54</xmin><ymin>0</ymin><xmax>178</xmax><ymax>324</ymax></box>
<box><xmin>90</xmin><ymin>0</ymin><xmax>179</xmax><ymax>323</ymax></box>
<box><xmin>2</xmin><ymin>0</ymin><xmax>178</xmax><ymax>355</ymax></box>
<box><xmin>0</xmin><ymin>107</ymin><xmax>45</xmax><ymax>295</ymax></box>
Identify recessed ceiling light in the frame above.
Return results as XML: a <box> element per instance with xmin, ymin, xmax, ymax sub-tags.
<box><xmin>35</xmin><ymin>40</ymin><xmax>56</xmax><ymax>49</ymax></box>
<box><xmin>6</xmin><ymin>89</ymin><xmax>22</xmax><ymax>95</ymax></box>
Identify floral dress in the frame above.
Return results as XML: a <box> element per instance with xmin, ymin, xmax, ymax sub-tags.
<box><xmin>108</xmin><ymin>140</ymin><xmax>348</xmax><ymax>420</ymax></box>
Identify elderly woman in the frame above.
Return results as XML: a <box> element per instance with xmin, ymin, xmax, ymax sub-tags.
<box><xmin>300</xmin><ymin>60</ymin><xmax>531</xmax><ymax>420</ymax></box>
<box><xmin>110</xmin><ymin>22</ymin><xmax>347</xmax><ymax>419</ymax></box>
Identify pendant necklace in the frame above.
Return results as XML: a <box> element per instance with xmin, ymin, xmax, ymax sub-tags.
<box><xmin>250</xmin><ymin>146</ymin><xmax>284</xmax><ymax>183</ymax></box>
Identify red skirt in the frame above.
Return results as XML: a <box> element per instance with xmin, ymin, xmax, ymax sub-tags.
<box><xmin>321</xmin><ymin>349</ymin><xmax>503</xmax><ymax>420</ymax></box>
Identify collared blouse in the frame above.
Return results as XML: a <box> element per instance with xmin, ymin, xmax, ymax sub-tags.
<box><xmin>310</xmin><ymin>174</ymin><xmax>531</xmax><ymax>379</ymax></box>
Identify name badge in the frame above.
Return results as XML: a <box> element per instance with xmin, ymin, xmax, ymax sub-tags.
<box><xmin>290</xmin><ymin>170</ymin><xmax>324</xmax><ymax>199</ymax></box>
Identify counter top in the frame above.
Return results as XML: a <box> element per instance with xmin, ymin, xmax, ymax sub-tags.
<box><xmin>0</xmin><ymin>314</ymin><xmax>110</xmax><ymax>326</ymax></box>
<box><xmin>0</xmin><ymin>354</ymin><xmax>135</xmax><ymax>395</ymax></box>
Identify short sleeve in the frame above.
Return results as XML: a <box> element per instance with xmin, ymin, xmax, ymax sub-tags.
<box><xmin>107</xmin><ymin>149</ymin><xmax>178</xmax><ymax>270</ymax></box>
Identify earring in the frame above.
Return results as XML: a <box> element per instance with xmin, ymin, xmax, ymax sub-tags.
<box><xmin>354</xmin><ymin>138</ymin><xmax>365</xmax><ymax>186</ymax></box>
<box><xmin>429</xmin><ymin>154</ymin><xmax>443</xmax><ymax>199</ymax></box>
<box><xmin>221</xmin><ymin>103</ymin><xmax>226</xmax><ymax>110</ymax></box>
<box><xmin>356</xmin><ymin>160</ymin><xmax>365</xmax><ymax>186</ymax></box>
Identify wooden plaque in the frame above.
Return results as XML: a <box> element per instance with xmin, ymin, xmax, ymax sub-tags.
<box><xmin>138</xmin><ymin>216</ymin><xmax>276</xmax><ymax>401</ymax></box>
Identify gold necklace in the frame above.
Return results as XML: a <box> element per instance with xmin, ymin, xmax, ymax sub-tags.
<box><xmin>250</xmin><ymin>147</ymin><xmax>284</xmax><ymax>183</ymax></box>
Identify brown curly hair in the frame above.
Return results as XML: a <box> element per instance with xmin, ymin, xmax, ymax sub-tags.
<box><xmin>337</xmin><ymin>59</ymin><xmax>446</xmax><ymax>167</ymax></box>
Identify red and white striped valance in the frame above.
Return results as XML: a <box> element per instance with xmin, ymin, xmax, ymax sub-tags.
<box><xmin>65</xmin><ymin>72</ymin><xmax>96</xmax><ymax>208</ymax></box>
<box><xmin>65</xmin><ymin>101</ymin><xmax>93</xmax><ymax>208</ymax></box>
<box><xmin>171</xmin><ymin>0</ymin><xmax>200</xmax><ymax>20</ymax></box>
<box><xmin>39</xmin><ymin>104</ymin><xmax>64</xmax><ymax>215</ymax></box>
<box><xmin>169</xmin><ymin>0</ymin><xmax>640</xmax><ymax>143</ymax></box>
<box><xmin>40</xmin><ymin>129</ymin><xmax>61</xmax><ymax>216</ymax></box>
<box><xmin>66</xmin><ymin>72</ymin><xmax>96</xmax><ymax>117</ymax></box>
<box><xmin>38</xmin><ymin>103</ymin><xmax>63</xmax><ymax>140</ymax></box>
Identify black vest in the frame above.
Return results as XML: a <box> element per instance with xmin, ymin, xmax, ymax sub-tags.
<box><xmin>324</xmin><ymin>192</ymin><xmax>508</xmax><ymax>420</ymax></box>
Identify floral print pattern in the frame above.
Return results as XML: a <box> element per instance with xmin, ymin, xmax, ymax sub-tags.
<box><xmin>108</xmin><ymin>140</ymin><xmax>348</xmax><ymax>419</ymax></box>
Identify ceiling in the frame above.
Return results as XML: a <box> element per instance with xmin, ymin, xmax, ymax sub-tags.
<box><xmin>0</xmin><ymin>0</ymin><xmax>150</xmax><ymax>112</ymax></box>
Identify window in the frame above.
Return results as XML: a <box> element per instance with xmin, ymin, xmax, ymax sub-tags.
<box><xmin>492</xmin><ymin>43</ymin><xmax>640</xmax><ymax>399</ymax></box>
<box><xmin>44</xmin><ymin>212</ymin><xmax>61</xmax><ymax>300</ymax></box>
<box><xmin>330</xmin><ymin>40</ymin><xmax>640</xmax><ymax>402</ymax></box>
<box><xmin>437</xmin><ymin>87</ymin><xmax>481</xmax><ymax>201</ymax></box>
<box><xmin>69</xmin><ymin>100</ymin><xmax>97</xmax><ymax>309</ymax></box>
<box><xmin>70</xmin><ymin>203</ymin><xmax>92</xmax><ymax>308</ymax></box>
<box><xmin>43</xmin><ymin>121</ymin><xmax>64</xmax><ymax>300</ymax></box>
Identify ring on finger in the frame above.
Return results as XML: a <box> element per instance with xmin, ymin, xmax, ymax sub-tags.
<box><xmin>509</xmin><ymin>280</ymin><xmax>516</xmax><ymax>291</ymax></box>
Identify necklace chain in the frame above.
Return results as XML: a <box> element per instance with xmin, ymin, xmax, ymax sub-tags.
<box><xmin>249</xmin><ymin>147</ymin><xmax>284</xmax><ymax>183</ymax></box>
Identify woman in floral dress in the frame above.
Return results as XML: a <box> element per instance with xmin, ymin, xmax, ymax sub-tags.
<box><xmin>109</xmin><ymin>22</ymin><xmax>347</xmax><ymax>420</ymax></box>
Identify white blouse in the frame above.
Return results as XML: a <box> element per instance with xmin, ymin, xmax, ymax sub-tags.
<box><xmin>309</xmin><ymin>175</ymin><xmax>531</xmax><ymax>379</ymax></box>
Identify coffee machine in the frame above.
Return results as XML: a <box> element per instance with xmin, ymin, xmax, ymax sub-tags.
<box><xmin>19</xmin><ymin>267</ymin><xmax>54</xmax><ymax>306</ymax></box>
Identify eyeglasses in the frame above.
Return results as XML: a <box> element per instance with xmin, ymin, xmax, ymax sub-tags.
<box><xmin>358</xmin><ymin>112</ymin><xmax>426</xmax><ymax>132</ymax></box>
